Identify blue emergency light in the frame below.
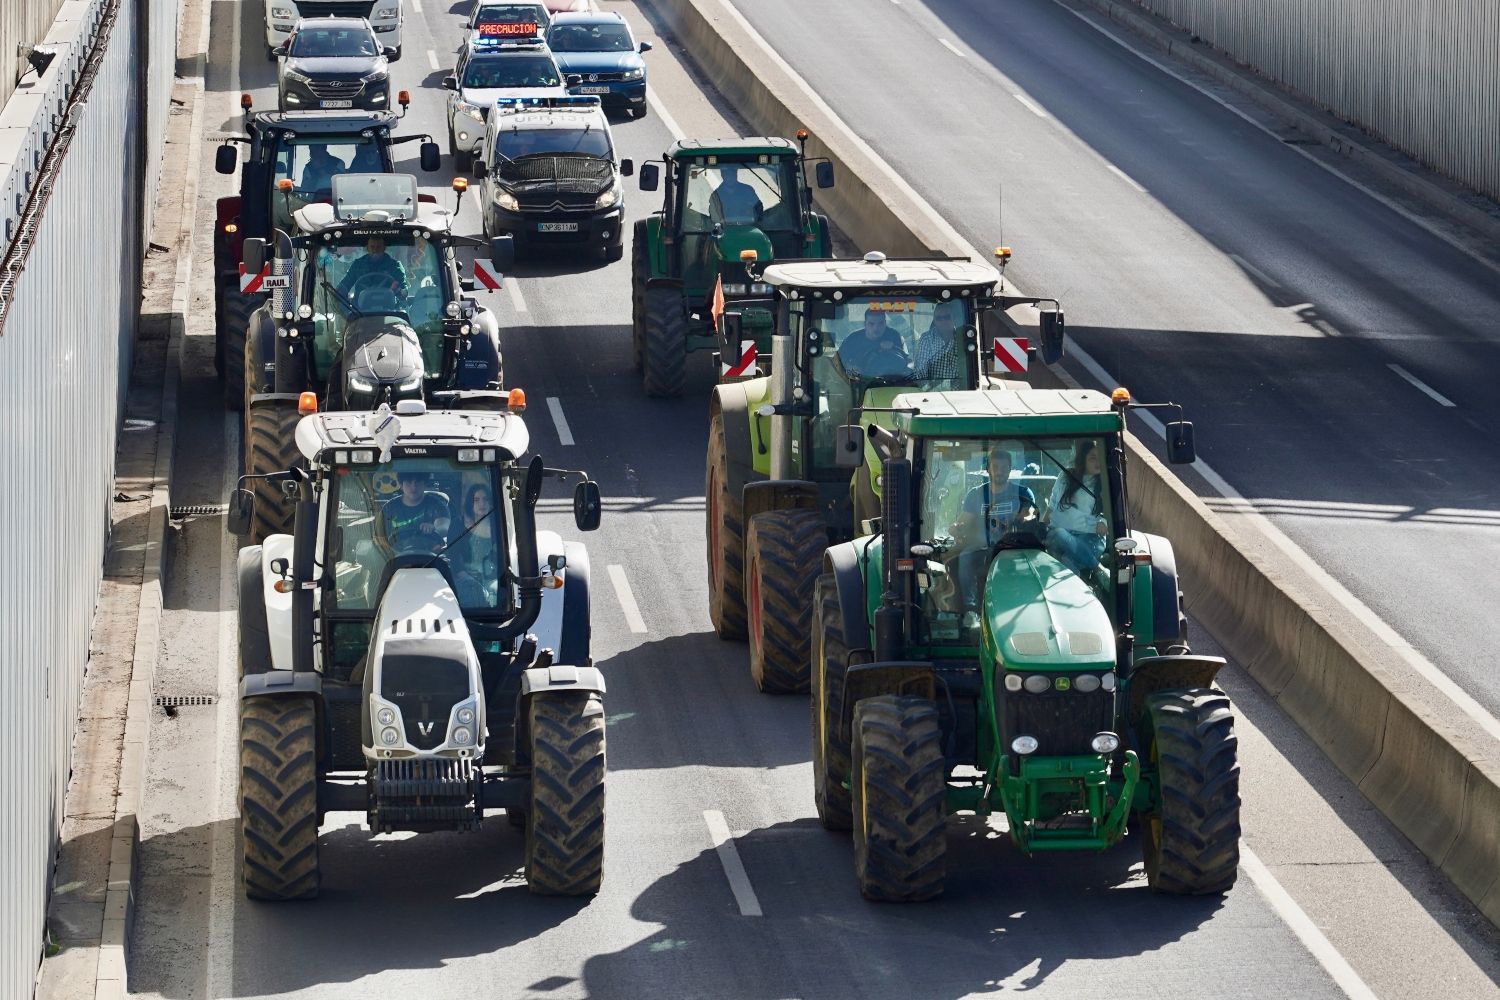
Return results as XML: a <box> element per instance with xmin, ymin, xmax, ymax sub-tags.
<box><xmin>493</xmin><ymin>95</ymin><xmax>603</xmax><ymax>112</ymax></box>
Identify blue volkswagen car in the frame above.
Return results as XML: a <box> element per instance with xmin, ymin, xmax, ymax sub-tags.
<box><xmin>545</xmin><ymin>12</ymin><xmax>651</xmax><ymax>118</ymax></box>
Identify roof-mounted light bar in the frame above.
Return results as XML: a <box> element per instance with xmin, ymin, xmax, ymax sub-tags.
<box><xmin>494</xmin><ymin>95</ymin><xmax>603</xmax><ymax>112</ymax></box>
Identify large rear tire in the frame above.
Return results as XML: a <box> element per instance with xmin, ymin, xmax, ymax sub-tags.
<box><xmin>244</xmin><ymin>403</ymin><xmax>303</xmax><ymax>544</ymax></box>
<box><xmin>525</xmin><ymin>691</ymin><xmax>606</xmax><ymax>896</ymax></box>
<box><xmin>1140</xmin><ymin>689</ymin><xmax>1240</xmax><ymax>894</ymax></box>
<box><xmin>221</xmin><ymin>288</ymin><xmax>259</xmax><ymax>412</ymax></box>
<box><xmin>630</xmin><ymin>220</ymin><xmax>648</xmax><ymax>372</ymax></box>
<box><xmin>811</xmin><ymin>573</ymin><xmax>852</xmax><ymax>829</ymax></box>
<box><xmin>240</xmin><ymin>695</ymin><xmax>320</xmax><ymax>900</ymax></box>
<box><xmin>851</xmin><ymin>695</ymin><xmax>946</xmax><ymax>902</ymax></box>
<box><xmin>745</xmin><ymin>509</ymin><xmax>825</xmax><ymax>693</ymax></box>
<box><xmin>705</xmin><ymin>411</ymin><xmax>747</xmax><ymax>640</ymax></box>
<box><xmin>641</xmin><ymin>284</ymin><xmax>687</xmax><ymax>397</ymax></box>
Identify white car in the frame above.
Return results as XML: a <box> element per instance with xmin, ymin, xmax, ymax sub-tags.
<box><xmin>444</xmin><ymin>39</ymin><xmax>566</xmax><ymax>172</ymax></box>
<box><xmin>264</xmin><ymin>0</ymin><xmax>403</xmax><ymax>60</ymax></box>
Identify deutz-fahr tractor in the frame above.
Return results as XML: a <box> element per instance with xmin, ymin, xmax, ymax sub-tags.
<box><xmin>239</xmin><ymin>172</ymin><xmax>514</xmax><ymax>543</ymax></box>
<box><xmin>811</xmin><ymin>387</ymin><xmax>1240</xmax><ymax>902</ymax></box>
<box><xmin>226</xmin><ymin>396</ymin><xmax>608</xmax><ymax>899</ymax></box>
<box><xmin>706</xmin><ymin>251</ymin><xmax>1065</xmax><ymax>693</ymax></box>
<box><xmin>213</xmin><ymin>98</ymin><xmax>441</xmax><ymax>410</ymax></box>
<box><xmin>630</xmin><ymin>133</ymin><xmax>835</xmax><ymax>397</ymax></box>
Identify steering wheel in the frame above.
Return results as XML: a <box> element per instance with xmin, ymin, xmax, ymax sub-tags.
<box><xmin>348</xmin><ymin>271</ymin><xmax>403</xmax><ymax>305</ymax></box>
<box><xmin>994</xmin><ymin>528</ymin><xmax>1046</xmax><ymax>552</ymax></box>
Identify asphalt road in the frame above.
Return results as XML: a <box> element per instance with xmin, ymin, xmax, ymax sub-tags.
<box><xmin>719</xmin><ymin>0</ymin><xmax>1500</xmax><ymax>724</ymax></box>
<box><xmin>125</xmin><ymin>1</ymin><xmax>1500</xmax><ymax>997</ymax></box>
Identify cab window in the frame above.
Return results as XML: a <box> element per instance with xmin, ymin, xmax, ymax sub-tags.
<box><xmin>270</xmin><ymin>136</ymin><xmax>385</xmax><ymax>231</ymax></box>
<box><xmin>299</xmin><ymin>234</ymin><xmax>448</xmax><ymax>373</ymax></box>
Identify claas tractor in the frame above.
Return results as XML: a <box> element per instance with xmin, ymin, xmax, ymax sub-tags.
<box><xmin>226</xmin><ymin>396</ymin><xmax>607</xmax><ymax>899</ymax></box>
<box><xmin>213</xmin><ymin>97</ymin><xmax>441</xmax><ymax>410</ymax></box>
<box><xmin>239</xmin><ymin>172</ymin><xmax>514</xmax><ymax>543</ymax></box>
<box><xmin>630</xmin><ymin>133</ymin><xmax>835</xmax><ymax>397</ymax></box>
<box><xmin>706</xmin><ymin>251</ymin><xmax>1065</xmax><ymax>693</ymax></box>
<box><xmin>810</xmin><ymin>387</ymin><xmax>1240</xmax><ymax>902</ymax></box>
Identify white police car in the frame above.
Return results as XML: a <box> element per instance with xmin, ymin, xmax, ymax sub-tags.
<box><xmin>443</xmin><ymin>30</ymin><xmax>565</xmax><ymax>172</ymax></box>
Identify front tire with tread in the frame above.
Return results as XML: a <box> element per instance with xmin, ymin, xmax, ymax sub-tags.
<box><xmin>1141</xmin><ymin>688</ymin><xmax>1240</xmax><ymax>894</ymax></box>
<box><xmin>641</xmin><ymin>284</ymin><xmax>687</xmax><ymax>397</ymax></box>
<box><xmin>240</xmin><ymin>695</ymin><xmax>320</xmax><ymax>900</ymax></box>
<box><xmin>852</xmin><ymin>696</ymin><xmax>946</xmax><ymax>902</ymax></box>
<box><xmin>705</xmin><ymin>411</ymin><xmax>746</xmax><ymax>639</ymax></box>
<box><xmin>811</xmin><ymin>573</ymin><xmax>853</xmax><ymax>829</ymax></box>
<box><xmin>525</xmin><ymin>691</ymin><xmax>606</xmax><ymax>896</ymax></box>
<box><xmin>245</xmin><ymin>404</ymin><xmax>304</xmax><ymax>544</ymax></box>
<box><xmin>745</xmin><ymin>509</ymin><xmax>826</xmax><ymax>693</ymax></box>
<box><xmin>221</xmin><ymin>289</ymin><xmax>259</xmax><ymax>411</ymax></box>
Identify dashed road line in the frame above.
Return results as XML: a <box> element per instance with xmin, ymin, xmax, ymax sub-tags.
<box><xmin>1012</xmin><ymin>92</ymin><xmax>1049</xmax><ymax>118</ymax></box>
<box><xmin>703</xmin><ymin>811</ymin><xmax>763</xmax><ymax>916</ymax></box>
<box><xmin>1106</xmin><ymin>163</ymin><xmax>1146</xmax><ymax>192</ymax></box>
<box><xmin>1228</xmin><ymin>252</ymin><xmax>1282</xmax><ymax>289</ymax></box>
<box><xmin>427</xmin><ymin>49</ymin><xmax>439</xmax><ymax>71</ymax></box>
<box><xmin>937</xmin><ymin>38</ymin><xmax>965</xmax><ymax>58</ymax></box>
<box><xmin>411</xmin><ymin>0</ymin><xmax>423</xmax><ymax>12</ymax></box>
<box><xmin>506</xmin><ymin>276</ymin><xmax>528</xmax><ymax>313</ymax></box>
<box><xmin>546</xmin><ymin>396</ymin><xmax>575</xmax><ymax>446</ymax></box>
<box><xmin>606</xmin><ymin>564</ymin><xmax>647</xmax><ymax>633</ymax></box>
<box><xmin>1388</xmin><ymin>363</ymin><xmax>1456</xmax><ymax>407</ymax></box>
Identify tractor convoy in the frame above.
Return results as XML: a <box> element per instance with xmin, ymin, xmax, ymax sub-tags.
<box><xmin>216</xmin><ymin>5</ymin><xmax>1240</xmax><ymax>910</ymax></box>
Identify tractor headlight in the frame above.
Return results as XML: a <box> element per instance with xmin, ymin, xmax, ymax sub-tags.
<box><xmin>297</xmin><ymin>304</ymin><xmax>313</xmax><ymax>319</ymax></box>
<box><xmin>594</xmin><ymin>181</ymin><xmax>622</xmax><ymax>209</ymax></box>
<box><xmin>1091</xmin><ymin>732</ymin><xmax>1120</xmax><ymax>754</ymax></box>
<box><xmin>1003</xmin><ymin>674</ymin><xmax>1023</xmax><ymax>692</ymax></box>
<box><xmin>721</xmin><ymin>283</ymin><xmax>748</xmax><ymax>296</ymax></box>
<box><xmin>1011</xmin><ymin>735</ymin><xmax>1038</xmax><ymax>756</ymax></box>
<box><xmin>347</xmin><ymin>373</ymin><xmax>375</xmax><ymax>393</ymax></box>
<box><xmin>380</xmin><ymin>726</ymin><xmax>401</xmax><ymax>746</ymax></box>
<box><xmin>398</xmin><ymin>373</ymin><xmax>422</xmax><ymax>392</ymax></box>
<box><xmin>1073</xmin><ymin>673</ymin><xmax>1101</xmax><ymax>693</ymax></box>
<box><xmin>1100</xmin><ymin>673</ymin><xmax>1117</xmax><ymax>692</ymax></box>
<box><xmin>377</xmin><ymin>707</ymin><xmax>396</xmax><ymax>726</ymax></box>
<box><xmin>1022</xmin><ymin>674</ymin><xmax>1051</xmax><ymax>695</ymax></box>
<box><xmin>749</xmin><ymin>282</ymin><xmax>773</xmax><ymax>295</ymax></box>
<box><xmin>495</xmin><ymin>189</ymin><xmax>520</xmax><ymax>211</ymax></box>
<box><xmin>452</xmin><ymin>726</ymin><xmax>473</xmax><ymax>746</ymax></box>
<box><xmin>457</xmin><ymin>706</ymin><xmax>475</xmax><ymax>725</ymax></box>
<box><xmin>621</xmin><ymin>67</ymin><xmax>644</xmax><ymax>80</ymax></box>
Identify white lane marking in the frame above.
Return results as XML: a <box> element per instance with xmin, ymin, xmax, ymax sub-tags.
<box><xmin>1228</xmin><ymin>252</ymin><xmax>1283</xmax><ymax>288</ymax></box>
<box><xmin>426</xmin><ymin>49</ymin><xmax>439</xmax><ymax>71</ymax></box>
<box><xmin>1106</xmin><ymin>163</ymin><xmax>1146</xmax><ymax>192</ymax></box>
<box><xmin>1012</xmin><ymin>92</ymin><xmax>1049</xmax><ymax>118</ymax></box>
<box><xmin>937</xmin><ymin>38</ymin><xmax>965</xmax><ymax>58</ymax></box>
<box><xmin>646</xmin><ymin>84</ymin><xmax>685</xmax><ymax>140</ymax></box>
<box><xmin>1241</xmin><ymin>846</ymin><xmax>1379</xmax><ymax>1000</ymax></box>
<box><xmin>545</xmin><ymin>396</ymin><xmax>575</xmax><ymax>446</ymax></box>
<box><xmin>411</xmin><ymin>0</ymin><xmax>423</xmax><ymax>11</ymax></box>
<box><xmin>606</xmin><ymin>565</ymin><xmax>647</xmax><ymax>633</ymax></box>
<box><xmin>506</xmin><ymin>276</ymin><xmax>528</xmax><ymax>313</ymax></box>
<box><xmin>1055</xmin><ymin>3</ymin><xmax>1500</xmax><ymax>284</ymax></box>
<box><xmin>1388</xmin><ymin>363</ymin><xmax>1456</xmax><ymax>407</ymax></box>
<box><xmin>703</xmin><ymin>811</ymin><xmax>763</xmax><ymax>916</ymax></box>
<box><xmin>205</xmin><ymin>414</ymin><xmax>239</xmax><ymax>998</ymax></box>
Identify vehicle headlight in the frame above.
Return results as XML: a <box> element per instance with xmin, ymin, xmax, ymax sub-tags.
<box><xmin>495</xmin><ymin>189</ymin><xmax>520</xmax><ymax>211</ymax></box>
<box><xmin>271</xmin><ymin>6</ymin><xmax>293</xmax><ymax>18</ymax></box>
<box><xmin>1073</xmin><ymin>673</ymin><xmax>1101</xmax><ymax>693</ymax></box>
<box><xmin>621</xmin><ymin>67</ymin><xmax>644</xmax><ymax>80</ymax></box>
<box><xmin>721</xmin><ymin>283</ymin><xmax>747</xmax><ymax>295</ymax></box>
<box><xmin>1100</xmin><ymin>673</ymin><xmax>1117</xmax><ymax>692</ymax></box>
<box><xmin>458</xmin><ymin>101</ymin><xmax>485</xmax><ymax>123</ymax></box>
<box><xmin>376</xmin><ymin>707</ymin><xmax>396</xmax><ymax>726</ymax></box>
<box><xmin>1011</xmin><ymin>735</ymin><xmax>1038</xmax><ymax>755</ymax></box>
<box><xmin>347</xmin><ymin>373</ymin><xmax>375</xmax><ymax>393</ymax></box>
<box><xmin>377</xmin><ymin>7</ymin><xmax>398</xmax><ymax>17</ymax></box>
<box><xmin>457</xmin><ymin>707</ymin><xmax>475</xmax><ymax>725</ymax></box>
<box><xmin>594</xmin><ymin>181</ymin><xmax>622</xmax><ymax>209</ymax></box>
<box><xmin>363</xmin><ymin>69</ymin><xmax>389</xmax><ymax>83</ymax></box>
<box><xmin>398</xmin><ymin>373</ymin><xmax>422</xmax><ymax>391</ymax></box>
<box><xmin>452</xmin><ymin>726</ymin><xmax>473</xmax><ymax>746</ymax></box>
<box><xmin>1003</xmin><ymin>673</ymin><xmax>1023</xmax><ymax>692</ymax></box>
<box><xmin>1022</xmin><ymin>674</ymin><xmax>1051</xmax><ymax>694</ymax></box>
<box><xmin>284</xmin><ymin>69</ymin><xmax>312</xmax><ymax>84</ymax></box>
<box><xmin>749</xmin><ymin>282</ymin><xmax>773</xmax><ymax>295</ymax></box>
<box><xmin>1091</xmin><ymin>732</ymin><xmax>1120</xmax><ymax>754</ymax></box>
<box><xmin>380</xmin><ymin>726</ymin><xmax>401</xmax><ymax>746</ymax></box>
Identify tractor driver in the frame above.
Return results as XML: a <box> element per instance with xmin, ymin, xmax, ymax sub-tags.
<box><xmin>382</xmin><ymin>470</ymin><xmax>452</xmax><ymax>553</ymax></box>
<box><xmin>299</xmin><ymin>143</ymin><xmax>347</xmax><ymax>195</ymax></box>
<box><xmin>838</xmin><ymin>306</ymin><xmax>909</xmax><ymax>379</ymax></box>
<box><xmin>338</xmin><ymin>236</ymin><xmax>410</xmax><ymax>308</ymax></box>
<box><xmin>950</xmin><ymin>447</ymin><xmax>1037</xmax><ymax>611</ymax></box>
<box><xmin>709</xmin><ymin>164</ymin><xmax>762</xmax><ymax>225</ymax></box>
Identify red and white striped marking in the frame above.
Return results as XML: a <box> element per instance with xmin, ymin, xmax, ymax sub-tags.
<box><xmin>721</xmin><ymin>340</ymin><xmax>757</xmax><ymax>378</ymax></box>
<box><xmin>239</xmin><ymin>263</ymin><xmax>269</xmax><ymax>293</ymax></box>
<box><xmin>473</xmin><ymin>258</ymin><xmax>504</xmax><ymax>291</ymax></box>
<box><xmin>992</xmin><ymin>336</ymin><xmax>1029</xmax><ymax>373</ymax></box>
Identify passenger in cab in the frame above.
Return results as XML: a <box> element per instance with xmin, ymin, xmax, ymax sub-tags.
<box><xmin>912</xmin><ymin>300</ymin><xmax>965</xmax><ymax>381</ymax></box>
<box><xmin>452</xmin><ymin>484</ymin><xmax>499</xmax><ymax>605</ymax></box>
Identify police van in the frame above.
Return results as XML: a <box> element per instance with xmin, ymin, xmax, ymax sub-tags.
<box><xmin>472</xmin><ymin>96</ymin><xmax>633</xmax><ymax>262</ymax></box>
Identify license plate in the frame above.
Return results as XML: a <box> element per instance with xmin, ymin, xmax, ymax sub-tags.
<box><xmin>319</xmin><ymin>99</ymin><xmax>353</xmax><ymax>108</ymax></box>
<box><xmin>576</xmin><ymin>86</ymin><xmax>609</xmax><ymax>94</ymax></box>
<box><xmin>538</xmin><ymin>222</ymin><xmax>579</xmax><ymax>233</ymax></box>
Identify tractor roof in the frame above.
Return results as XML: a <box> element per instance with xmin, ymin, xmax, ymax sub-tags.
<box><xmin>295</xmin><ymin>408</ymin><xmax>530</xmax><ymax>463</ymax></box>
<box><xmin>890</xmin><ymin>388</ymin><xmax>1122</xmax><ymax>438</ymax></box>
<box><xmin>761</xmin><ymin>255</ymin><xmax>998</xmax><ymax>291</ymax></box>
<box><xmin>666</xmin><ymin>137</ymin><xmax>798</xmax><ymax>159</ymax></box>
<box><xmin>292</xmin><ymin>201</ymin><xmax>458</xmax><ymax>235</ymax></box>
<box><xmin>250</xmin><ymin>109</ymin><xmax>402</xmax><ymax>136</ymax></box>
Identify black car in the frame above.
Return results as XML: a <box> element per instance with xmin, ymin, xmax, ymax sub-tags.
<box><xmin>276</xmin><ymin>17</ymin><xmax>396</xmax><ymax>113</ymax></box>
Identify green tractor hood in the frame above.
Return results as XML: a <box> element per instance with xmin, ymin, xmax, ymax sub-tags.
<box><xmin>712</xmin><ymin>226</ymin><xmax>775</xmax><ymax>275</ymax></box>
<box><xmin>982</xmin><ymin>549</ymin><xmax>1116</xmax><ymax>672</ymax></box>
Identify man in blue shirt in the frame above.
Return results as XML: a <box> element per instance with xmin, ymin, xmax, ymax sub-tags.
<box><xmin>951</xmin><ymin>447</ymin><xmax>1037</xmax><ymax>610</ymax></box>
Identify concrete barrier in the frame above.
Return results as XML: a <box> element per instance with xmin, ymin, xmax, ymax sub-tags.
<box><xmin>649</xmin><ymin>0</ymin><xmax>1500</xmax><ymax>925</ymax></box>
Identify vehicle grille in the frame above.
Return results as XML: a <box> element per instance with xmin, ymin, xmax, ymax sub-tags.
<box><xmin>381</xmin><ymin>655</ymin><xmax>470</xmax><ymax>750</ymax></box>
<box><xmin>514</xmin><ymin>191</ymin><xmax>599</xmax><ymax>212</ymax></box>
<box><xmin>307</xmin><ymin>77</ymin><xmax>368</xmax><ymax>100</ymax></box>
<box><xmin>294</xmin><ymin>1</ymin><xmax>376</xmax><ymax>18</ymax></box>
<box><xmin>369</xmin><ymin>757</ymin><xmax>480</xmax><ymax>832</ymax></box>
<box><xmin>578</xmin><ymin>72</ymin><xmax>626</xmax><ymax>82</ymax></box>
<box><xmin>999</xmin><ymin>685</ymin><xmax>1116</xmax><ymax>756</ymax></box>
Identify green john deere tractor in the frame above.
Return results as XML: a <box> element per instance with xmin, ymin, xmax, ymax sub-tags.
<box><xmin>811</xmin><ymin>387</ymin><xmax>1240</xmax><ymax>902</ymax></box>
<box><xmin>631</xmin><ymin>135</ymin><xmax>835</xmax><ymax>397</ymax></box>
<box><xmin>706</xmin><ymin>251</ymin><xmax>1065</xmax><ymax>693</ymax></box>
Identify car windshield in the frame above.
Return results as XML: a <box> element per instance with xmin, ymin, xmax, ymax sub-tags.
<box><xmin>915</xmin><ymin>436</ymin><xmax>1112</xmax><ymax>644</ymax></box>
<box><xmin>495</xmin><ymin>125</ymin><xmax>610</xmax><ymax>159</ymax></box>
<box><xmin>329</xmin><ymin>457</ymin><xmax>509</xmax><ymax>613</ymax></box>
<box><xmin>270</xmin><ymin>136</ymin><xmax>386</xmax><ymax>231</ymax></box>
<box><xmin>681</xmin><ymin>157</ymin><xmax>798</xmax><ymax>231</ymax></box>
<box><xmin>547</xmin><ymin>22</ymin><xmax>633</xmax><ymax>52</ymax></box>
<box><xmin>463</xmin><ymin>54</ymin><xmax>560</xmax><ymax>88</ymax></box>
<box><xmin>297</xmin><ymin>233</ymin><xmax>448</xmax><ymax>371</ymax></box>
<box><xmin>289</xmin><ymin>26</ymin><xmax>378</xmax><ymax>57</ymax></box>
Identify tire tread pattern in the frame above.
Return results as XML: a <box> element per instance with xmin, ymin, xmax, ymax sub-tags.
<box><xmin>746</xmin><ymin>509</ymin><xmax>826</xmax><ymax>693</ymax></box>
<box><xmin>245</xmin><ymin>404</ymin><xmax>304</xmax><ymax>544</ymax></box>
<box><xmin>221</xmin><ymin>289</ymin><xmax>259</xmax><ymax>412</ymax></box>
<box><xmin>641</xmin><ymin>285</ymin><xmax>687</xmax><ymax>397</ymax></box>
<box><xmin>240</xmin><ymin>695</ymin><xmax>320</xmax><ymax>900</ymax></box>
<box><xmin>1142</xmin><ymin>688</ymin><xmax>1241</xmax><ymax>894</ymax></box>
<box><xmin>706</xmin><ymin>413</ymin><xmax>747</xmax><ymax>639</ymax></box>
<box><xmin>525</xmin><ymin>692</ymin><xmax>606</xmax><ymax>896</ymax></box>
<box><xmin>811</xmin><ymin>573</ymin><xmax>852</xmax><ymax>829</ymax></box>
<box><xmin>852</xmin><ymin>696</ymin><xmax>947</xmax><ymax>902</ymax></box>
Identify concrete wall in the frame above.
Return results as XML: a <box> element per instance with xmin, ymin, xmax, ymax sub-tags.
<box><xmin>0</xmin><ymin>0</ymin><xmax>176</xmax><ymax>993</ymax></box>
<box><xmin>1120</xmin><ymin>0</ymin><xmax>1500</xmax><ymax>202</ymax></box>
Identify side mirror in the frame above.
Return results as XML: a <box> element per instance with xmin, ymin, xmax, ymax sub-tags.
<box><xmin>382</xmin><ymin>46</ymin><xmax>399</xmax><ymax>60</ymax></box>
<box><xmin>814</xmin><ymin>160</ymin><xmax>835</xmax><ymax>189</ymax></box>
<box><xmin>1038</xmin><ymin>308</ymin><xmax>1065</xmax><ymax>365</ymax></box>
<box><xmin>639</xmin><ymin>41</ymin><xmax>653</xmax><ymax>53</ymax></box>
<box><xmin>524</xmin><ymin>456</ymin><xmax>544</xmax><ymax>508</ymax></box>
<box><xmin>573</xmin><ymin>480</ymin><xmax>602</xmax><ymax>532</ymax></box>
<box><xmin>227</xmin><ymin>489</ymin><xmax>255</xmax><ymax>537</ymax></box>
<box><xmin>834</xmin><ymin>424</ymin><xmax>864</xmax><ymax>468</ymax></box>
<box><xmin>419</xmin><ymin>140</ymin><xmax>441</xmax><ymax>172</ymax></box>
<box><xmin>215</xmin><ymin>144</ymin><xmax>238</xmax><ymax>175</ymax></box>
<box><xmin>566</xmin><ymin>74</ymin><xmax>583</xmax><ymax>87</ymax></box>
<box><xmin>442</xmin><ymin>75</ymin><xmax>458</xmax><ymax>91</ymax></box>
<box><xmin>472</xmin><ymin>159</ymin><xmax>488</xmax><ymax>179</ymax></box>
<box><xmin>273</xmin><ymin>43</ymin><xmax>289</xmax><ymax>57</ymax></box>
<box><xmin>619</xmin><ymin>158</ymin><xmax>634</xmax><ymax>177</ymax></box>
<box><xmin>489</xmin><ymin>235</ymin><xmax>515</xmax><ymax>271</ymax></box>
<box><xmin>241</xmin><ymin>237</ymin><xmax>266</xmax><ymax>275</ymax></box>
<box><xmin>1165</xmin><ymin>421</ymin><xmax>1196</xmax><ymax>465</ymax></box>
<box><xmin>638</xmin><ymin>162</ymin><xmax>659</xmax><ymax>191</ymax></box>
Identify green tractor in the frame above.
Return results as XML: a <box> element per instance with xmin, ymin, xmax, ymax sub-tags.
<box><xmin>811</xmin><ymin>387</ymin><xmax>1240</xmax><ymax>902</ymax></box>
<box><xmin>631</xmin><ymin>134</ymin><xmax>835</xmax><ymax>397</ymax></box>
<box><xmin>706</xmin><ymin>251</ymin><xmax>1066</xmax><ymax>693</ymax></box>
